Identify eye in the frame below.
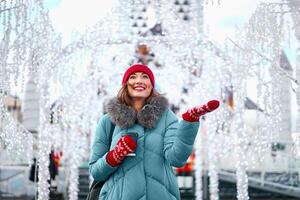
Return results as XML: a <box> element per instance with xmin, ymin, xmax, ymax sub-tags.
<box><xmin>129</xmin><ymin>74</ymin><xmax>137</xmax><ymax>79</ymax></box>
<box><xmin>142</xmin><ymin>74</ymin><xmax>149</xmax><ymax>79</ymax></box>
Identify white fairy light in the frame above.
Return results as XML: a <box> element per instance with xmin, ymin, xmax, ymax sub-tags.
<box><xmin>230</xmin><ymin>50</ymin><xmax>249</xmax><ymax>199</ymax></box>
<box><xmin>0</xmin><ymin>98</ymin><xmax>34</xmax><ymax>164</ymax></box>
<box><xmin>194</xmin><ymin>129</ymin><xmax>203</xmax><ymax>200</ymax></box>
<box><xmin>37</xmin><ymin>82</ymin><xmax>52</xmax><ymax>200</ymax></box>
<box><xmin>219</xmin><ymin>3</ymin><xmax>289</xmax><ymax>199</ymax></box>
<box><xmin>207</xmin><ymin>118</ymin><xmax>220</xmax><ymax>200</ymax></box>
<box><xmin>292</xmin><ymin>132</ymin><xmax>300</xmax><ymax>157</ymax></box>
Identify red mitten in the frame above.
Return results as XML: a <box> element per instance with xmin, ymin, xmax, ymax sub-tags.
<box><xmin>182</xmin><ymin>100</ymin><xmax>220</xmax><ymax>122</ymax></box>
<box><xmin>106</xmin><ymin>135</ymin><xmax>137</xmax><ymax>167</ymax></box>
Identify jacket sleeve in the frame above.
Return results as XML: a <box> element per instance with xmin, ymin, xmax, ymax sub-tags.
<box><xmin>163</xmin><ymin>109</ymin><xmax>200</xmax><ymax>167</ymax></box>
<box><xmin>89</xmin><ymin>115</ymin><xmax>118</xmax><ymax>181</ymax></box>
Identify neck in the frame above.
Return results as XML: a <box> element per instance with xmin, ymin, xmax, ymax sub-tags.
<box><xmin>132</xmin><ymin>99</ymin><xmax>145</xmax><ymax>112</ymax></box>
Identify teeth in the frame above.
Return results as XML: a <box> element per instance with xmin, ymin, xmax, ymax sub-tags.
<box><xmin>134</xmin><ymin>87</ymin><xmax>145</xmax><ymax>90</ymax></box>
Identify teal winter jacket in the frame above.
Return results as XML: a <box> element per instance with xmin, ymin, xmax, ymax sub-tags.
<box><xmin>89</xmin><ymin>96</ymin><xmax>200</xmax><ymax>200</ymax></box>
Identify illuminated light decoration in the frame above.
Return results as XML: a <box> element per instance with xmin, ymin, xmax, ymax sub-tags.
<box><xmin>288</xmin><ymin>0</ymin><xmax>300</xmax><ymax>157</ymax></box>
<box><xmin>0</xmin><ymin>98</ymin><xmax>34</xmax><ymax>164</ymax></box>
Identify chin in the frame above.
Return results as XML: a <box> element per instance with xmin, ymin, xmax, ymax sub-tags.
<box><xmin>132</xmin><ymin>95</ymin><xmax>149</xmax><ymax>99</ymax></box>
<box><xmin>130</xmin><ymin>93</ymin><xmax>150</xmax><ymax>99</ymax></box>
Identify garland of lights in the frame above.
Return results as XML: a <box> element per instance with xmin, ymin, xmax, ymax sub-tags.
<box><xmin>207</xmin><ymin>117</ymin><xmax>220</xmax><ymax>200</ymax></box>
<box><xmin>0</xmin><ymin>98</ymin><xmax>34</xmax><ymax>164</ymax></box>
<box><xmin>288</xmin><ymin>0</ymin><xmax>300</xmax><ymax>157</ymax></box>
<box><xmin>194</xmin><ymin>131</ymin><xmax>203</xmax><ymax>200</ymax></box>
<box><xmin>223</xmin><ymin>3</ymin><xmax>287</xmax><ymax>199</ymax></box>
<box><xmin>292</xmin><ymin>46</ymin><xmax>300</xmax><ymax>156</ymax></box>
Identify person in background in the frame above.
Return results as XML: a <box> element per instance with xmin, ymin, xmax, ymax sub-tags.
<box><xmin>53</xmin><ymin>150</ymin><xmax>63</xmax><ymax>177</ymax></box>
<box><xmin>29</xmin><ymin>158</ymin><xmax>38</xmax><ymax>183</ymax></box>
<box><xmin>89</xmin><ymin>63</ymin><xmax>220</xmax><ymax>200</ymax></box>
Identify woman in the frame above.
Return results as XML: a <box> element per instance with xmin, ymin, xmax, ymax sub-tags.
<box><xmin>89</xmin><ymin>64</ymin><xmax>219</xmax><ymax>200</ymax></box>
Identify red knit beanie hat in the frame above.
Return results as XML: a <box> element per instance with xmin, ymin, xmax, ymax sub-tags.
<box><xmin>122</xmin><ymin>64</ymin><xmax>155</xmax><ymax>87</ymax></box>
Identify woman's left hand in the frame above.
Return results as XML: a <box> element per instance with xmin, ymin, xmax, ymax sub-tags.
<box><xmin>182</xmin><ymin>100</ymin><xmax>220</xmax><ymax>122</ymax></box>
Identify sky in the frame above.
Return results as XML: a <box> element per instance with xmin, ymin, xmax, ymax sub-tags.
<box><xmin>44</xmin><ymin>0</ymin><xmax>117</xmax><ymax>44</ymax></box>
<box><xmin>204</xmin><ymin>0</ymin><xmax>263</xmax><ymax>41</ymax></box>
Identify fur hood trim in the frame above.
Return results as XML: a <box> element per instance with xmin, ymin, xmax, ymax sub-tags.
<box><xmin>106</xmin><ymin>96</ymin><xmax>168</xmax><ymax>129</ymax></box>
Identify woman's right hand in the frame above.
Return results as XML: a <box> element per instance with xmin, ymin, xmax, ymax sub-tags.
<box><xmin>106</xmin><ymin>135</ymin><xmax>137</xmax><ymax>167</ymax></box>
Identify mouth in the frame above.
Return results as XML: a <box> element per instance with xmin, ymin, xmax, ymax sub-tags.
<box><xmin>133</xmin><ymin>86</ymin><xmax>146</xmax><ymax>91</ymax></box>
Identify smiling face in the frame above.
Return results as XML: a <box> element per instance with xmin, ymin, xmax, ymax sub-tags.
<box><xmin>127</xmin><ymin>72</ymin><xmax>153</xmax><ymax>101</ymax></box>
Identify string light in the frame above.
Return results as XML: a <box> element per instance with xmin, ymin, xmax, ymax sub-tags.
<box><xmin>0</xmin><ymin>98</ymin><xmax>33</xmax><ymax>164</ymax></box>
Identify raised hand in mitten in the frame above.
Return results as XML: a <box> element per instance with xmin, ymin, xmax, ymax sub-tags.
<box><xmin>182</xmin><ymin>100</ymin><xmax>220</xmax><ymax>122</ymax></box>
<box><xmin>106</xmin><ymin>135</ymin><xmax>137</xmax><ymax>167</ymax></box>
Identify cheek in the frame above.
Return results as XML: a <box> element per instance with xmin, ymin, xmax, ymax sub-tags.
<box><xmin>127</xmin><ymin>82</ymin><xmax>135</xmax><ymax>92</ymax></box>
<box><xmin>127</xmin><ymin>84</ymin><xmax>133</xmax><ymax>94</ymax></box>
<box><xmin>147</xmin><ymin>84</ymin><xmax>153</xmax><ymax>92</ymax></box>
<box><xmin>146</xmin><ymin>81</ymin><xmax>152</xmax><ymax>89</ymax></box>
<box><xmin>127</xmin><ymin>86</ymin><xmax>134</xmax><ymax>94</ymax></box>
<box><xmin>146</xmin><ymin>87</ymin><xmax>152</xmax><ymax>95</ymax></box>
<box><xmin>127</xmin><ymin>81</ymin><xmax>134</xmax><ymax>87</ymax></box>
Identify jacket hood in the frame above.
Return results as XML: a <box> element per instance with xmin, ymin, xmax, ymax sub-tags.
<box><xmin>106</xmin><ymin>96</ymin><xmax>169</xmax><ymax>129</ymax></box>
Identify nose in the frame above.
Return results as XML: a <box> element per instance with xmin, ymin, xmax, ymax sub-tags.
<box><xmin>135</xmin><ymin>76</ymin><xmax>143</xmax><ymax>84</ymax></box>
